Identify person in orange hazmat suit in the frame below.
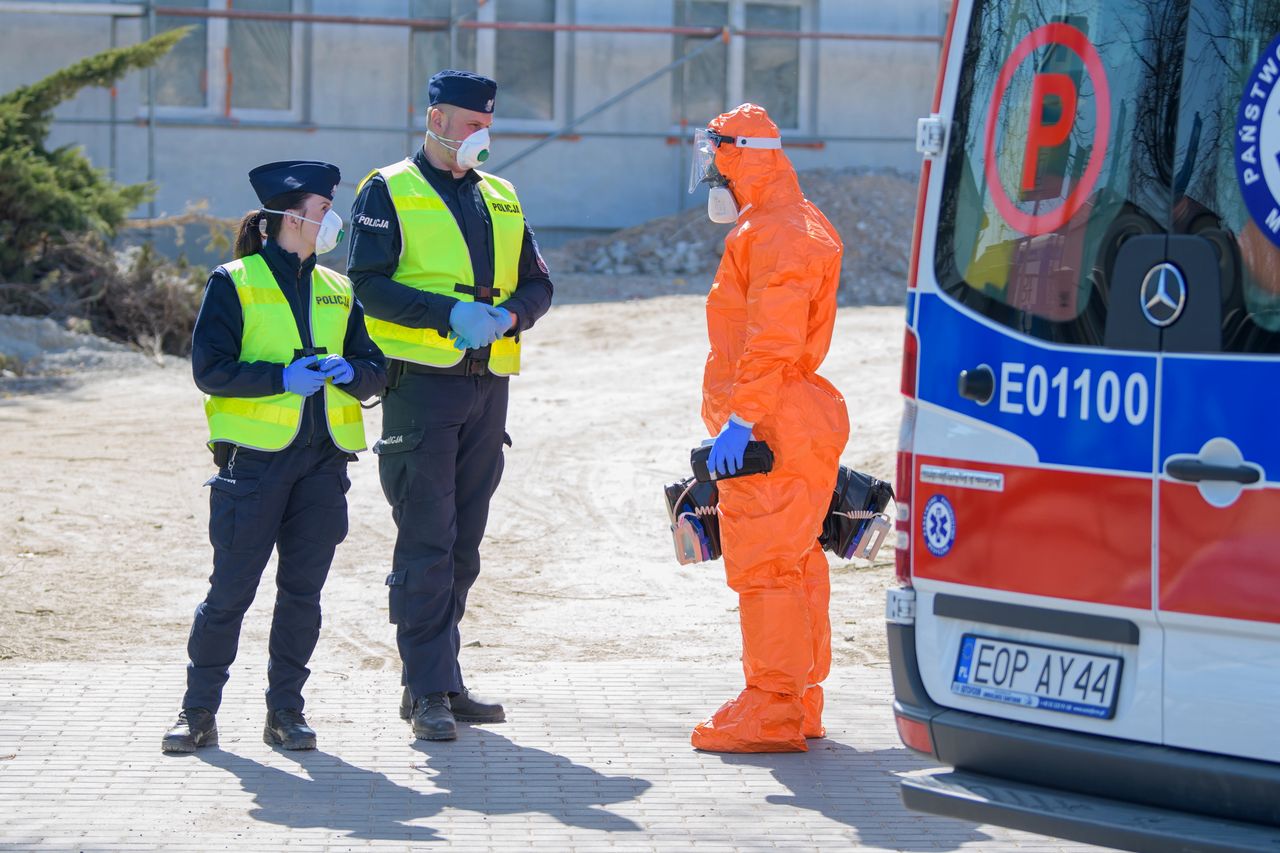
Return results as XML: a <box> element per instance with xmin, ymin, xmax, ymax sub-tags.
<box><xmin>689</xmin><ymin>103</ymin><xmax>850</xmax><ymax>753</ymax></box>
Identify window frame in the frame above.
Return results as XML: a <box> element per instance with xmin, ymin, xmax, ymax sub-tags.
<box><xmin>670</xmin><ymin>0</ymin><xmax>812</xmax><ymax>133</ymax></box>
<box><xmin>144</xmin><ymin>0</ymin><xmax>305</xmax><ymax>122</ymax></box>
<box><xmin>408</xmin><ymin>0</ymin><xmax>569</xmax><ymax>129</ymax></box>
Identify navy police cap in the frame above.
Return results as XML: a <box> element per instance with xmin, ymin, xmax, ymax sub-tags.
<box><xmin>428</xmin><ymin>69</ymin><xmax>497</xmax><ymax>114</ymax></box>
<box><xmin>248</xmin><ymin>160</ymin><xmax>341</xmax><ymax>204</ymax></box>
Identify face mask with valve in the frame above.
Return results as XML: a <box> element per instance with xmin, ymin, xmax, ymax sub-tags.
<box><xmin>428</xmin><ymin>126</ymin><xmax>491</xmax><ymax>171</ymax></box>
<box><xmin>261</xmin><ymin>207</ymin><xmax>345</xmax><ymax>255</ymax></box>
<box><xmin>688</xmin><ymin>126</ymin><xmax>782</xmax><ymax>223</ymax></box>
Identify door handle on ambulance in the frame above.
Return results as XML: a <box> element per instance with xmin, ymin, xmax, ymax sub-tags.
<box><xmin>957</xmin><ymin>365</ymin><xmax>995</xmax><ymax>404</ymax></box>
<box><xmin>1166</xmin><ymin>459</ymin><xmax>1260</xmax><ymax>485</ymax></box>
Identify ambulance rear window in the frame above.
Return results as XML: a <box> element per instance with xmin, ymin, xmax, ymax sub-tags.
<box><xmin>1175</xmin><ymin>2</ymin><xmax>1280</xmax><ymax>352</ymax></box>
<box><xmin>937</xmin><ymin>0</ymin><xmax>1280</xmax><ymax>354</ymax></box>
<box><xmin>936</xmin><ymin>0</ymin><xmax>1182</xmax><ymax>347</ymax></box>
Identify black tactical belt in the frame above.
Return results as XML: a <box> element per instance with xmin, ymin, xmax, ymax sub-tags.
<box><xmin>400</xmin><ymin>357</ymin><xmax>491</xmax><ymax>377</ymax></box>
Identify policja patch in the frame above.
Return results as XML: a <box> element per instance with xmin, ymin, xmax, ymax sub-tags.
<box><xmin>1236</xmin><ymin>31</ymin><xmax>1280</xmax><ymax>248</ymax></box>
<box><xmin>354</xmin><ymin>213</ymin><xmax>392</xmax><ymax>233</ymax></box>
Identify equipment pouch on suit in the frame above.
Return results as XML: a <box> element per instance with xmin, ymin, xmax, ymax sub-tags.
<box><xmin>374</xmin><ymin>427</ymin><xmax>427</xmax><ymax>626</ymax></box>
<box><xmin>373</xmin><ymin>428</ymin><xmax>425</xmax><ymax>508</ymax></box>
<box><xmin>384</xmin><ymin>568</ymin><xmax>407</xmax><ymax>624</ymax></box>
<box><xmin>204</xmin><ymin>473</ymin><xmax>262</xmax><ymax>552</ymax></box>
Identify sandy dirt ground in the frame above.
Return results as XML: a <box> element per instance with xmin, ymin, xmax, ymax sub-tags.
<box><xmin>0</xmin><ymin>281</ymin><xmax>903</xmax><ymax>692</ymax></box>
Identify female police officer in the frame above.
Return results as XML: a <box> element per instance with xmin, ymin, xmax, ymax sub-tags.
<box><xmin>162</xmin><ymin>161</ymin><xmax>386</xmax><ymax>753</ymax></box>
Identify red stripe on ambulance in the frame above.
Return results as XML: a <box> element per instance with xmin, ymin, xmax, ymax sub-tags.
<box><xmin>1160</xmin><ymin>483</ymin><xmax>1280</xmax><ymax>624</ymax></box>
<box><xmin>912</xmin><ymin>456</ymin><xmax>1150</xmax><ymax>608</ymax></box>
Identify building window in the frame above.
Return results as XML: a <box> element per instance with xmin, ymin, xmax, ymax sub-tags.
<box><xmin>412</xmin><ymin>0</ymin><xmax>564</xmax><ymax>125</ymax></box>
<box><xmin>673</xmin><ymin>1</ymin><xmax>729</xmax><ymax>127</ymax></box>
<box><xmin>155</xmin><ymin>0</ymin><xmax>209</xmax><ymax>108</ymax></box>
<box><xmin>411</xmin><ymin>0</ymin><xmax>478</xmax><ymax>113</ymax></box>
<box><xmin>672</xmin><ymin>0</ymin><xmax>807</xmax><ymax>130</ymax></box>
<box><xmin>495</xmin><ymin>0</ymin><xmax>556</xmax><ymax>120</ymax></box>
<box><xmin>149</xmin><ymin>0</ymin><xmax>301</xmax><ymax>119</ymax></box>
<box><xmin>227</xmin><ymin>0</ymin><xmax>293</xmax><ymax>112</ymax></box>
<box><xmin>743</xmin><ymin>3</ymin><xmax>800</xmax><ymax>129</ymax></box>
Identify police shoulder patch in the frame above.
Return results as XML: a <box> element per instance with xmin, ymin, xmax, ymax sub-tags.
<box><xmin>532</xmin><ymin>237</ymin><xmax>549</xmax><ymax>275</ymax></box>
<box><xmin>354</xmin><ymin>213</ymin><xmax>392</xmax><ymax>233</ymax></box>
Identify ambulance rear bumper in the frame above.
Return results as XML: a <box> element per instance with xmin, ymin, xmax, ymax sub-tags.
<box><xmin>887</xmin><ymin>620</ymin><xmax>1280</xmax><ymax>845</ymax></box>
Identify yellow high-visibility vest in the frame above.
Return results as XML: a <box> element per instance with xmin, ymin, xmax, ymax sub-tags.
<box><xmin>204</xmin><ymin>253</ymin><xmax>367</xmax><ymax>452</ymax></box>
<box><xmin>359</xmin><ymin>159</ymin><xmax>524</xmax><ymax>375</ymax></box>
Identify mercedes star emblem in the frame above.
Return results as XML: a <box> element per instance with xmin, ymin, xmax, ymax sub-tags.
<box><xmin>1140</xmin><ymin>262</ymin><xmax>1187</xmax><ymax>328</ymax></box>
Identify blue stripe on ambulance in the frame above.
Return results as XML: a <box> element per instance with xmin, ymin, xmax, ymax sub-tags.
<box><xmin>1161</xmin><ymin>355</ymin><xmax>1278</xmax><ymax>477</ymax></box>
<box><xmin>916</xmin><ymin>293</ymin><xmax>1157</xmax><ymax>474</ymax></box>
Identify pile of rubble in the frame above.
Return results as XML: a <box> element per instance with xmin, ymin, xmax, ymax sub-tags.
<box><xmin>0</xmin><ymin>314</ymin><xmax>177</xmax><ymax>394</ymax></box>
<box><xmin>548</xmin><ymin>167</ymin><xmax>918</xmax><ymax>305</ymax></box>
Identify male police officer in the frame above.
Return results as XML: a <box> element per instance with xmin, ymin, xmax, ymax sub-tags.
<box><xmin>348</xmin><ymin>70</ymin><xmax>553</xmax><ymax>741</ymax></box>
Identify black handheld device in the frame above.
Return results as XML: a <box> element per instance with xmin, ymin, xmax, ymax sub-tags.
<box><xmin>690</xmin><ymin>440</ymin><xmax>775</xmax><ymax>483</ymax></box>
<box><xmin>292</xmin><ymin>346</ymin><xmax>329</xmax><ymax>370</ymax></box>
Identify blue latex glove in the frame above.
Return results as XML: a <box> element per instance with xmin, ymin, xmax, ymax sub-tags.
<box><xmin>486</xmin><ymin>305</ymin><xmax>515</xmax><ymax>337</ymax></box>
<box><xmin>709</xmin><ymin>420</ymin><xmax>753</xmax><ymax>476</ymax></box>
<box><xmin>283</xmin><ymin>355</ymin><xmax>325</xmax><ymax>397</ymax></box>
<box><xmin>450</xmin><ymin>302</ymin><xmax>500</xmax><ymax>350</ymax></box>
<box><xmin>451</xmin><ymin>334</ymin><xmax>477</xmax><ymax>352</ymax></box>
<box><xmin>319</xmin><ymin>354</ymin><xmax>354</xmax><ymax>385</ymax></box>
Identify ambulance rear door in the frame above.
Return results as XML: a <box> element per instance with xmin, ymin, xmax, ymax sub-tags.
<box><xmin>1150</xmin><ymin>1</ymin><xmax>1280</xmax><ymax>763</ymax></box>
<box><xmin>908</xmin><ymin>0</ymin><xmax>1187</xmax><ymax>745</ymax></box>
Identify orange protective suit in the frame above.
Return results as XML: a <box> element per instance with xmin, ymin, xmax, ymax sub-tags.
<box><xmin>691</xmin><ymin>104</ymin><xmax>850</xmax><ymax>753</ymax></box>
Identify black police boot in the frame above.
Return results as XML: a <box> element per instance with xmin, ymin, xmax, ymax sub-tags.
<box><xmin>399</xmin><ymin>685</ymin><xmax>412</xmax><ymax>721</ymax></box>
<box><xmin>411</xmin><ymin>692</ymin><xmax>457</xmax><ymax>741</ymax></box>
<box><xmin>161</xmin><ymin>708</ymin><xmax>218</xmax><ymax>754</ymax></box>
<box><xmin>263</xmin><ymin>708</ymin><xmax>317</xmax><ymax>750</ymax></box>
<box><xmin>449</xmin><ymin>687</ymin><xmax>505</xmax><ymax>723</ymax></box>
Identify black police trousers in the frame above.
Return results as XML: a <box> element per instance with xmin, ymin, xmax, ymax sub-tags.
<box><xmin>183</xmin><ymin>440</ymin><xmax>350</xmax><ymax>713</ymax></box>
<box><xmin>376</xmin><ymin>371</ymin><xmax>509</xmax><ymax>700</ymax></box>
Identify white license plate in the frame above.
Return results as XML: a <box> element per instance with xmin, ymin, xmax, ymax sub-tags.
<box><xmin>951</xmin><ymin>634</ymin><xmax>1123</xmax><ymax>719</ymax></box>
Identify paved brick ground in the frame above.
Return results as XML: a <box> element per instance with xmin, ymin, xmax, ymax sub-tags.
<box><xmin>0</xmin><ymin>660</ymin><xmax>1109</xmax><ymax>852</ymax></box>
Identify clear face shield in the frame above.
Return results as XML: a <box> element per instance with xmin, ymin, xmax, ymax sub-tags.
<box><xmin>688</xmin><ymin>128</ymin><xmax>725</xmax><ymax>193</ymax></box>
<box><xmin>687</xmin><ymin>127</ymin><xmax>785</xmax><ymax>193</ymax></box>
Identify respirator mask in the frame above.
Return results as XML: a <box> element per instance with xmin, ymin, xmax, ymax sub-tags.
<box><xmin>261</xmin><ymin>207</ymin><xmax>345</xmax><ymax>255</ymax></box>
<box><xmin>428</xmin><ymin>127</ymin><xmax>491</xmax><ymax>171</ymax></box>
<box><xmin>663</xmin><ymin>465</ymin><xmax>894</xmax><ymax>566</ymax></box>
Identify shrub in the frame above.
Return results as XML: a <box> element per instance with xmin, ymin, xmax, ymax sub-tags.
<box><xmin>0</xmin><ymin>28</ymin><xmax>206</xmax><ymax>355</ymax></box>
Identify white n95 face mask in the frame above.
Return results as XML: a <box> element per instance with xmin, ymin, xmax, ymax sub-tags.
<box><xmin>429</xmin><ymin>127</ymin><xmax>491</xmax><ymax>170</ymax></box>
<box><xmin>262</xmin><ymin>207</ymin><xmax>345</xmax><ymax>255</ymax></box>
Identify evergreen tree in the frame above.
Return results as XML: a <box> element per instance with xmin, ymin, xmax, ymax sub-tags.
<box><xmin>0</xmin><ymin>28</ymin><xmax>188</xmax><ymax>282</ymax></box>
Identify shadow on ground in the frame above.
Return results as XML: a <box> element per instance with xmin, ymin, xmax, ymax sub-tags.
<box><xmin>196</xmin><ymin>727</ymin><xmax>651</xmax><ymax>843</ymax></box>
<box><xmin>719</xmin><ymin>739</ymin><xmax>996</xmax><ymax>851</ymax></box>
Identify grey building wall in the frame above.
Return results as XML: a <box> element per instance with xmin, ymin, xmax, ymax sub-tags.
<box><xmin>0</xmin><ymin>0</ymin><xmax>944</xmax><ymax>247</ymax></box>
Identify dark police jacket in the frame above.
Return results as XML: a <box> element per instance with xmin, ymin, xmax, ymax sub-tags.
<box><xmin>192</xmin><ymin>240</ymin><xmax>387</xmax><ymax>449</ymax></box>
<box><xmin>346</xmin><ymin>147</ymin><xmax>554</xmax><ymax>360</ymax></box>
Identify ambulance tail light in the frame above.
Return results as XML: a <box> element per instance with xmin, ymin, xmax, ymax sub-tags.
<box><xmin>895</xmin><ymin>711</ymin><xmax>935</xmax><ymax>756</ymax></box>
<box><xmin>895</xmin><ymin>411</ymin><xmax>915</xmax><ymax>587</ymax></box>
<box><xmin>896</xmin><ymin>327</ymin><xmax>918</xmax><ymax>587</ymax></box>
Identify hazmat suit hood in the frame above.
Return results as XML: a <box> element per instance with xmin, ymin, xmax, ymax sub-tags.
<box><xmin>708</xmin><ymin>103</ymin><xmax>803</xmax><ymax>215</ymax></box>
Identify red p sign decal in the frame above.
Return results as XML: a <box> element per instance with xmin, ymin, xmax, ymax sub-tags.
<box><xmin>1021</xmin><ymin>73</ymin><xmax>1079</xmax><ymax>192</ymax></box>
<box><xmin>984</xmin><ymin>23</ymin><xmax>1110</xmax><ymax>236</ymax></box>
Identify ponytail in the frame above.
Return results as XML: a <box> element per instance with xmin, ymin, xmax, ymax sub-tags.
<box><xmin>233</xmin><ymin>210</ymin><xmax>264</xmax><ymax>259</ymax></box>
<box><xmin>231</xmin><ymin>190</ymin><xmax>311</xmax><ymax>259</ymax></box>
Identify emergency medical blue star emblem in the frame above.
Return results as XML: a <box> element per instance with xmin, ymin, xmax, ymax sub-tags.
<box><xmin>923</xmin><ymin>494</ymin><xmax>957</xmax><ymax>557</ymax></box>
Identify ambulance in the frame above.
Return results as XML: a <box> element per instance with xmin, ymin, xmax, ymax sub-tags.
<box><xmin>888</xmin><ymin>0</ymin><xmax>1280</xmax><ymax>848</ymax></box>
